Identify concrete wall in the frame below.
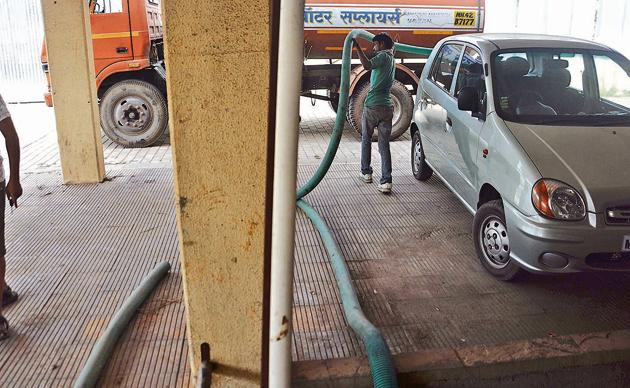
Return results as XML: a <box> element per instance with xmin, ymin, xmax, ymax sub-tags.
<box><xmin>161</xmin><ymin>0</ymin><xmax>274</xmax><ymax>386</ymax></box>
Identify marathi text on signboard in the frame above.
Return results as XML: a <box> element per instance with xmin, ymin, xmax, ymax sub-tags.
<box><xmin>304</xmin><ymin>7</ymin><xmax>479</xmax><ymax>30</ymax></box>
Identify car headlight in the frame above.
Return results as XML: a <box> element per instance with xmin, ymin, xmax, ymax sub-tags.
<box><xmin>532</xmin><ymin>179</ymin><xmax>586</xmax><ymax>220</ymax></box>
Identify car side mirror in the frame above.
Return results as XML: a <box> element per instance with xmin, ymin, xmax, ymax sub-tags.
<box><xmin>458</xmin><ymin>87</ymin><xmax>479</xmax><ymax>112</ymax></box>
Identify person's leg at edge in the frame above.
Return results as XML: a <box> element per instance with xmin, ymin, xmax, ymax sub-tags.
<box><xmin>361</xmin><ymin>107</ymin><xmax>375</xmax><ymax>176</ymax></box>
<box><xmin>377</xmin><ymin>107</ymin><xmax>393</xmax><ymax>185</ymax></box>
<box><xmin>0</xmin><ymin>179</ymin><xmax>7</xmax><ymax>338</ymax></box>
<box><xmin>0</xmin><ymin>180</ymin><xmax>6</xmax><ymax>303</ymax></box>
<box><xmin>0</xmin><ymin>255</ymin><xmax>4</xmax><ymax>309</ymax></box>
<box><xmin>0</xmin><ymin>225</ymin><xmax>6</xmax><ymax>339</ymax></box>
<box><xmin>0</xmin><ymin>254</ymin><xmax>7</xmax><ymax>340</ymax></box>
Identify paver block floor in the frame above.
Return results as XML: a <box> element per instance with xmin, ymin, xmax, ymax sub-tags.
<box><xmin>292</xmin><ymin>103</ymin><xmax>630</xmax><ymax>362</ymax></box>
<box><xmin>4</xmin><ymin>101</ymin><xmax>630</xmax><ymax>386</ymax></box>
<box><xmin>0</xmin><ymin>168</ymin><xmax>190</xmax><ymax>387</ymax></box>
<box><xmin>1</xmin><ymin>103</ymin><xmax>186</xmax><ymax>387</ymax></box>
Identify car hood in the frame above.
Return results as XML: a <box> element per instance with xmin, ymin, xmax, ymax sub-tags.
<box><xmin>504</xmin><ymin>121</ymin><xmax>630</xmax><ymax>213</ymax></box>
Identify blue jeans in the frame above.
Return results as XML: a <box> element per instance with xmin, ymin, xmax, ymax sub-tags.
<box><xmin>361</xmin><ymin>106</ymin><xmax>393</xmax><ymax>184</ymax></box>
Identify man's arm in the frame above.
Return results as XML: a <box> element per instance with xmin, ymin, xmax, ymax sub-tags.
<box><xmin>0</xmin><ymin>118</ymin><xmax>22</xmax><ymax>208</ymax></box>
<box><xmin>352</xmin><ymin>39</ymin><xmax>372</xmax><ymax>70</ymax></box>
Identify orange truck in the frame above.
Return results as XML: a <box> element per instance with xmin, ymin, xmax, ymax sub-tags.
<box><xmin>42</xmin><ymin>0</ymin><xmax>166</xmax><ymax>147</ymax></box>
<box><xmin>42</xmin><ymin>0</ymin><xmax>484</xmax><ymax>147</ymax></box>
<box><xmin>303</xmin><ymin>0</ymin><xmax>485</xmax><ymax>139</ymax></box>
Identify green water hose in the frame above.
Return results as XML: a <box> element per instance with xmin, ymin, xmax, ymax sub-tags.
<box><xmin>73</xmin><ymin>261</ymin><xmax>171</xmax><ymax>388</ymax></box>
<box><xmin>297</xmin><ymin>200</ymin><xmax>397</xmax><ymax>387</ymax></box>
<box><xmin>296</xmin><ymin>30</ymin><xmax>432</xmax><ymax>200</ymax></box>
<box><xmin>296</xmin><ymin>30</ymin><xmax>432</xmax><ymax>388</ymax></box>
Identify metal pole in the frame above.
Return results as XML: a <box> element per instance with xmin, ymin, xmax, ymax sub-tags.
<box><xmin>268</xmin><ymin>0</ymin><xmax>304</xmax><ymax>386</ymax></box>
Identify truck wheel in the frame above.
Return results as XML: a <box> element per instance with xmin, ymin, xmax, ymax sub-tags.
<box><xmin>100</xmin><ymin>80</ymin><xmax>168</xmax><ymax>148</ymax></box>
<box><xmin>347</xmin><ymin>79</ymin><xmax>413</xmax><ymax>141</ymax></box>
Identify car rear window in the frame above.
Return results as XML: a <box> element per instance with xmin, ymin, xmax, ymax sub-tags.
<box><xmin>430</xmin><ymin>44</ymin><xmax>464</xmax><ymax>94</ymax></box>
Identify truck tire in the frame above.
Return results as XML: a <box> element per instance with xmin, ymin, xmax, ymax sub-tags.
<box><xmin>100</xmin><ymin>80</ymin><xmax>168</xmax><ymax>148</ymax></box>
<box><xmin>347</xmin><ymin>79</ymin><xmax>413</xmax><ymax>141</ymax></box>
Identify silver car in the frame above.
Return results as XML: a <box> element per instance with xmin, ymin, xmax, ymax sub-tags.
<box><xmin>410</xmin><ymin>34</ymin><xmax>630</xmax><ymax>280</ymax></box>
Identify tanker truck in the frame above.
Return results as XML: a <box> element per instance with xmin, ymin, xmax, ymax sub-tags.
<box><xmin>42</xmin><ymin>0</ymin><xmax>484</xmax><ymax>147</ymax></box>
<box><xmin>303</xmin><ymin>0</ymin><xmax>485</xmax><ymax>140</ymax></box>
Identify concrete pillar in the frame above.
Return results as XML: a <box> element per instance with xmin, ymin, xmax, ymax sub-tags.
<box><xmin>40</xmin><ymin>0</ymin><xmax>105</xmax><ymax>184</ymax></box>
<box><xmin>162</xmin><ymin>0</ymin><xmax>275</xmax><ymax>386</ymax></box>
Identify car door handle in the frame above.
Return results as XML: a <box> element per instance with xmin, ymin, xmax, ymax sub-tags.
<box><xmin>116</xmin><ymin>47</ymin><xmax>129</xmax><ymax>54</ymax></box>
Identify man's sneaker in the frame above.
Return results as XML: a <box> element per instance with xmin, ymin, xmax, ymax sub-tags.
<box><xmin>2</xmin><ymin>286</ymin><xmax>18</xmax><ymax>307</ymax></box>
<box><xmin>361</xmin><ymin>173</ymin><xmax>373</xmax><ymax>183</ymax></box>
<box><xmin>377</xmin><ymin>182</ymin><xmax>392</xmax><ymax>194</ymax></box>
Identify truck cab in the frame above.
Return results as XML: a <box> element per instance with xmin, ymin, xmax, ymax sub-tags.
<box><xmin>42</xmin><ymin>0</ymin><xmax>168</xmax><ymax>148</ymax></box>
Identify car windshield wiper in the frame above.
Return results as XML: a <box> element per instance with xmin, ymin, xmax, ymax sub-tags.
<box><xmin>522</xmin><ymin>115</ymin><xmax>630</xmax><ymax>126</ymax></box>
<box><xmin>590</xmin><ymin>117</ymin><xmax>630</xmax><ymax>126</ymax></box>
<box><xmin>523</xmin><ymin>116</ymin><xmax>576</xmax><ymax>125</ymax></box>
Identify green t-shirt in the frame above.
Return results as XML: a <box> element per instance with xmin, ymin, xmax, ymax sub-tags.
<box><xmin>364</xmin><ymin>50</ymin><xmax>395</xmax><ymax>108</ymax></box>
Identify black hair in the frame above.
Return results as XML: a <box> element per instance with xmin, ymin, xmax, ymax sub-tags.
<box><xmin>372</xmin><ymin>33</ymin><xmax>394</xmax><ymax>49</ymax></box>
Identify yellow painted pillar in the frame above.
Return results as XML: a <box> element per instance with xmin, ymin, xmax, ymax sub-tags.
<box><xmin>162</xmin><ymin>0</ymin><xmax>275</xmax><ymax>386</ymax></box>
<box><xmin>40</xmin><ymin>0</ymin><xmax>105</xmax><ymax>184</ymax></box>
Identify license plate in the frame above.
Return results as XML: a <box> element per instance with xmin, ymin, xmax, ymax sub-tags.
<box><xmin>624</xmin><ymin>236</ymin><xmax>630</xmax><ymax>252</ymax></box>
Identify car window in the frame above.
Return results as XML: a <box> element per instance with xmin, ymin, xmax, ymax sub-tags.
<box><xmin>563</xmin><ymin>54</ymin><xmax>585</xmax><ymax>92</ymax></box>
<box><xmin>594</xmin><ymin>54</ymin><xmax>630</xmax><ymax>109</ymax></box>
<box><xmin>454</xmin><ymin>47</ymin><xmax>484</xmax><ymax>97</ymax></box>
<box><xmin>430</xmin><ymin>44</ymin><xmax>464</xmax><ymax>94</ymax></box>
<box><xmin>493</xmin><ymin>49</ymin><xmax>630</xmax><ymax>126</ymax></box>
<box><xmin>90</xmin><ymin>0</ymin><xmax>123</xmax><ymax>14</ymax></box>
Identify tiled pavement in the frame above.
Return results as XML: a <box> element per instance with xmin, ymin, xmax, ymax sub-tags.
<box><xmin>0</xmin><ymin>103</ymin><xmax>181</xmax><ymax>387</ymax></box>
<box><xmin>292</xmin><ymin>101</ymin><xmax>630</xmax><ymax>362</ymax></box>
<box><xmin>2</xmin><ymin>101</ymin><xmax>630</xmax><ymax>386</ymax></box>
<box><xmin>0</xmin><ymin>167</ymin><xmax>189</xmax><ymax>387</ymax></box>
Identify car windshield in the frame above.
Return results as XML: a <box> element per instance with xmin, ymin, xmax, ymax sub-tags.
<box><xmin>492</xmin><ymin>49</ymin><xmax>630</xmax><ymax>126</ymax></box>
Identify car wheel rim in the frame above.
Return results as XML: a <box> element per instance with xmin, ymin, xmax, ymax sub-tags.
<box><xmin>114</xmin><ymin>96</ymin><xmax>153</xmax><ymax>135</ymax></box>
<box><xmin>479</xmin><ymin>215</ymin><xmax>511</xmax><ymax>269</ymax></box>
<box><xmin>413</xmin><ymin>139</ymin><xmax>423</xmax><ymax>174</ymax></box>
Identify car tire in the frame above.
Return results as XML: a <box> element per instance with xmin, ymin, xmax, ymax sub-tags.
<box><xmin>100</xmin><ymin>80</ymin><xmax>168</xmax><ymax>148</ymax></box>
<box><xmin>473</xmin><ymin>200</ymin><xmax>523</xmax><ymax>281</ymax></box>
<box><xmin>411</xmin><ymin>130</ymin><xmax>433</xmax><ymax>181</ymax></box>
<box><xmin>347</xmin><ymin>80</ymin><xmax>413</xmax><ymax>141</ymax></box>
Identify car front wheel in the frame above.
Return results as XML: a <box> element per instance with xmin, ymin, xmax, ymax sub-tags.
<box><xmin>473</xmin><ymin>200</ymin><xmax>523</xmax><ymax>281</ymax></box>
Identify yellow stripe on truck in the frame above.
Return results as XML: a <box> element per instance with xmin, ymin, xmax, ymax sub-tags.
<box><xmin>92</xmin><ymin>31</ymin><xmax>141</xmax><ymax>40</ymax></box>
<box><xmin>325</xmin><ymin>47</ymin><xmax>357</xmax><ymax>52</ymax></box>
<box><xmin>413</xmin><ymin>30</ymin><xmax>454</xmax><ymax>35</ymax></box>
<box><xmin>317</xmin><ymin>29</ymin><xmax>352</xmax><ymax>34</ymax></box>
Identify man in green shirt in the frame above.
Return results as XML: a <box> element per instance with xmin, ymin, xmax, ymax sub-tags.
<box><xmin>353</xmin><ymin>33</ymin><xmax>396</xmax><ymax>194</ymax></box>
